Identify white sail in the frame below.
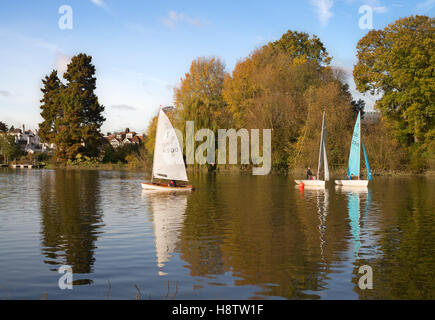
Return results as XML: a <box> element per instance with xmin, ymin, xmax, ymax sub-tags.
<box><xmin>317</xmin><ymin>112</ymin><xmax>329</xmax><ymax>181</ymax></box>
<box><xmin>323</xmin><ymin>124</ymin><xmax>329</xmax><ymax>181</ymax></box>
<box><xmin>152</xmin><ymin>109</ymin><xmax>188</xmax><ymax>181</ymax></box>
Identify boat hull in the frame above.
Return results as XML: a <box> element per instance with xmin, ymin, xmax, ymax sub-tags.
<box><xmin>141</xmin><ymin>182</ymin><xmax>193</xmax><ymax>191</ymax></box>
<box><xmin>335</xmin><ymin>185</ymin><xmax>368</xmax><ymax>193</ymax></box>
<box><xmin>294</xmin><ymin>180</ymin><xmax>326</xmax><ymax>187</ymax></box>
<box><xmin>334</xmin><ymin>180</ymin><xmax>369</xmax><ymax>187</ymax></box>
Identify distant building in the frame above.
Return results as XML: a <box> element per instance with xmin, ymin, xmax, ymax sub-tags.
<box><xmin>162</xmin><ymin>106</ymin><xmax>175</xmax><ymax>113</ymax></box>
<box><xmin>363</xmin><ymin>111</ymin><xmax>381</xmax><ymax>124</ymax></box>
<box><xmin>103</xmin><ymin>128</ymin><xmax>144</xmax><ymax>148</ymax></box>
<box><xmin>9</xmin><ymin>124</ymin><xmax>46</xmax><ymax>154</ymax></box>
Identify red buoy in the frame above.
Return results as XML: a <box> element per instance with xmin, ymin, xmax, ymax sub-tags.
<box><xmin>299</xmin><ymin>182</ymin><xmax>305</xmax><ymax>190</ymax></box>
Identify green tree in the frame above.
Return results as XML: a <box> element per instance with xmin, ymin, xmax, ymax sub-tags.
<box><xmin>0</xmin><ymin>121</ymin><xmax>8</xmax><ymax>132</ymax></box>
<box><xmin>351</xmin><ymin>97</ymin><xmax>366</xmax><ymax>118</ymax></box>
<box><xmin>39</xmin><ymin>70</ymin><xmax>62</xmax><ymax>144</ymax></box>
<box><xmin>353</xmin><ymin>15</ymin><xmax>434</xmax><ymax>169</ymax></box>
<box><xmin>39</xmin><ymin>53</ymin><xmax>105</xmax><ymax>162</ymax></box>
<box><xmin>268</xmin><ymin>30</ymin><xmax>332</xmax><ymax>67</ymax></box>
<box><xmin>0</xmin><ymin>134</ymin><xmax>21</xmax><ymax>162</ymax></box>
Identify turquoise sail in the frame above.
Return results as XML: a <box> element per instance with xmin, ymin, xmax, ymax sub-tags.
<box><xmin>347</xmin><ymin>112</ymin><xmax>361</xmax><ymax>179</ymax></box>
<box><xmin>362</xmin><ymin>142</ymin><xmax>373</xmax><ymax>181</ymax></box>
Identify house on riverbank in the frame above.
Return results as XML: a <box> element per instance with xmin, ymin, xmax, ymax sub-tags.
<box><xmin>8</xmin><ymin>124</ymin><xmax>45</xmax><ymax>154</ymax></box>
<box><xmin>103</xmin><ymin>128</ymin><xmax>144</xmax><ymax>148</ymax></box>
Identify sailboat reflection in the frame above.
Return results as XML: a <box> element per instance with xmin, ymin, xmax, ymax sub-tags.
<box><xmin>302</xmin><ymin>188</ymin><xmax>329</xmax><ymax>260</ymax></box>
<box><xmin>335</xmin><ymin>186</ymin><xmax>372</xmax><ymax>258</ymax></box>
<box><xmin>317</xmin><ymin>189</ymin><xmax>328</xmax><ymax>259</ymax></box>
<box><xmin>143</xmin><ymin>190</ymin><xmax>188</xmax><ymax>276</ymax></box>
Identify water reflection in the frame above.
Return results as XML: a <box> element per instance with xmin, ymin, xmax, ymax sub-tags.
<box><xmin>1</xmin><ymin>168</ymin><xmax>433</xmax><ymax>299</ymax></box>
<box><xmin>39</xmin><ymin>170</ymin><xmax>103</xmax><ymax>284</ymax></box>
<box><xmin>297</xmin><ymin>187</ymin><xmax>329</xmax><ymax>261</ymax></box>
<box><xmin>335</xmin><ymin>186</ymin><xmax>371</xmax><ymax>259</ymax></box>
<box><xmin>314</xmin><ymin>189</ymin><xmax>328</xmax><ymax>260</ymax></box>
<box><xmin>143</xmin><ymin>191</ymin><xmax>188</xmax><ymax>276</ymax></box>
<box><xmin>176</xmin><ymin>176</ymin><xmax>338</xmax><ymax>299</ymax></box>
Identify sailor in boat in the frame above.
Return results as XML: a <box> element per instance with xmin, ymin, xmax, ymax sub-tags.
<box><xmin>169</xmin><ymin>180</ymin><xmax>177</xmax><ymax>187</ymax></box>
<box><xmin>348</xmin><ymin>173</ymin><xmax>359</xmax><ymax>180</ymax></box>
<box><xmin>307</xmin><ymin>167</ymin><xmax>313</xmax><ymax>180</ymax></box>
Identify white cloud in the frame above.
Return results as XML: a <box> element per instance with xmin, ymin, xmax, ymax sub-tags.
<box><xmin>373</xmin><ymin>6</ymin><xmax>388</xmax><ymax>13</ymax></box>
<box><xmin>55</xmin><ymin>53</ymin><xmax>72</xmax><ymax>75</ymax></box>
<box><xmin>90</xmin><ymin>0</ymin><xmax>106</xmax><ymax>7</ymax></box>
<box><xmin>162</xmin><ymin>11</ymin><xmax>202</xmax><ymax>28</ymax></box>
<box><xmin>311</xmin><ymin>0</ymin><xmax>334</xmax><ymax>27</ymax></box>
<box><xmin>0</xmin><ymin>90</ymin><xmax>11</xmax><ymax>97</ymax></box>
<box><xmin>111</xmin><ymin>104</ymin><xmax>136</xmax><ymax>111</ymax></box>
<box><xmin>416</xmin><ymin>0</ymin><xmax>435</xmax><ymax>12</ymax></box>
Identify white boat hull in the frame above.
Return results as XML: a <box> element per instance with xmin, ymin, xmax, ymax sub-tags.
<box><xmin>294</xmin><ymin>180</ymin><xmax>326</xmax><ymax>187</ymax></box>
<box><xmin>141</xmin><ymin>182</ymin><xmax>193</xmax><ymax>191</ymax></box>
<box><xmin>335</xmin><ymin>185</ymin><xmax>368</xmax><ymax>193</ymax></box>
<box><xmin>334</xmin><ymin>180</ymin><xmax>369</xmax><ymax>187</ymax></box>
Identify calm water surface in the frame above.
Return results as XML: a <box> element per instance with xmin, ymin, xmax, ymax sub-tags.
<box><xmin>0</xmin><ymin>168</ymin><xmax>434</xmax><ymax>299</ymax></box>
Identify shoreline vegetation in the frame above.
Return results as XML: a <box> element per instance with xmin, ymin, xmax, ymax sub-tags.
<box><xmin>1</xmin><ymin>16</ymin><xmax>433</xmax><ymax>176</ymax></box>
<box><xmin>5</xmin><ymin>163</ymin><xmax>432</xmax><ymax>178</ymax></box>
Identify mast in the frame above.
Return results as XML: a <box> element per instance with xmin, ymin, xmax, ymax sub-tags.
<box><xmin>151</xmin><ymin>106</ymin><xmax>163</xmax><ymax>183</ymax></box>
<box><xmin>317</xmin><ymin>111</ymin><xmax>325</xmax><ymax>180</ymax></box>
<box><xmin>358</xmin><ymin>111</ymin><xmax>361</xmax><ymax>179</ymax></box>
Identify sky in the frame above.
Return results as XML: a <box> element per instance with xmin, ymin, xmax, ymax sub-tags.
<box><xmin>0</xmin><ymin>0</ymin><xmax>433</xmax><ymax>134</ymax></box>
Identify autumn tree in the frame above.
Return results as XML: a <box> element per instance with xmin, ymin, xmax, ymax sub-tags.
<box><xmin>353</xmin><ymin>15</ymin><xmax>434</xmax><ymax>169</ymax></box>
<box><xmin>223</xmin><ymin>30</ymin><xmax>339</xmax><ymax>171</ymax></box>
<box><xmin>293</xmin><ymin>80</ymin><xmax>354</xmax><ymax>171</ymax></box>
<box><xmin>174</xmin><ymin>57</ymin><xmax>229</xmax><ymax>132</ymax></box>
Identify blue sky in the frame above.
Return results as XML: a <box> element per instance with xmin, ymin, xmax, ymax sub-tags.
<box><xmin>0</xmin><ymin>0</ymin><xmax>433</xmax><ymax>134</ymax></box>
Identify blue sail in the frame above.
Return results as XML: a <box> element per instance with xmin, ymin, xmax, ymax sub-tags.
<box><xmin>362</xmin><ymin>142</ymin><xmax>373</xmax><ymax>181</ymax></box>
<box><xmin>347</xmin><ymin>112</ymin><xmax>361</xmax><ymax>179</ymax></box>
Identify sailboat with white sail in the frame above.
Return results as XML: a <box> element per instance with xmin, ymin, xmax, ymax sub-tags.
<box><xmin>141</xmin><ymin>108</ymin><xmax>194</xmax><ymax>191</ymax></box>
<box><xmin>335</xmin><ymin>111</ymin><xmax>373</xmax><ymax>187</ymax></box>
<box><xmin>295</xmin><ymin>111</ymin><xmax>329</xmax><ymax>188</ymax></box>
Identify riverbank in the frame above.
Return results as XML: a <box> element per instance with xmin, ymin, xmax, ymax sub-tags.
<box><xmin>6</xmin><ymin>162</ymin><xmax>431</xmax><ymax>177</ymax></box>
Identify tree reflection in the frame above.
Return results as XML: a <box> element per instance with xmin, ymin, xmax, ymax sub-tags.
<box><xmin>352</xmin><ymin>180</ymin><xmax>435</xmax><ymax>299</ymax></box>
<box><xmin>39</xmin><ymin>170</ymin><xmax>103</xmax><ymax>280</ymax></box>
<box><xmin>178</xmin><ymin>176</ymin><xmax>344</xmax><ymax>299</ymax></box>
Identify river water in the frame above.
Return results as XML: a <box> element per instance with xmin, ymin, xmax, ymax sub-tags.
<box><xmin>0</xmin><ymin>168</ymin><xmax>433</xmax><ymax>299</ymax></box>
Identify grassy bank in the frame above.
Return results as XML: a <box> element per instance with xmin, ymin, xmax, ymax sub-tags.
<box><xmin>36</xmin><ymin>162</ymin><xmax>434</xmax><ymax>177</ymax></box>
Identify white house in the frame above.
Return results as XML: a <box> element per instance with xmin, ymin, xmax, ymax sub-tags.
<box><xmin>104</xmin><ymin>128</ymin><xmax>144</xmax><ymax>148</ymax></box>
<box><xmin>10</xmin><ymin>124</ymin><xmax>45</xmax><ymax>154</ymax></box>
